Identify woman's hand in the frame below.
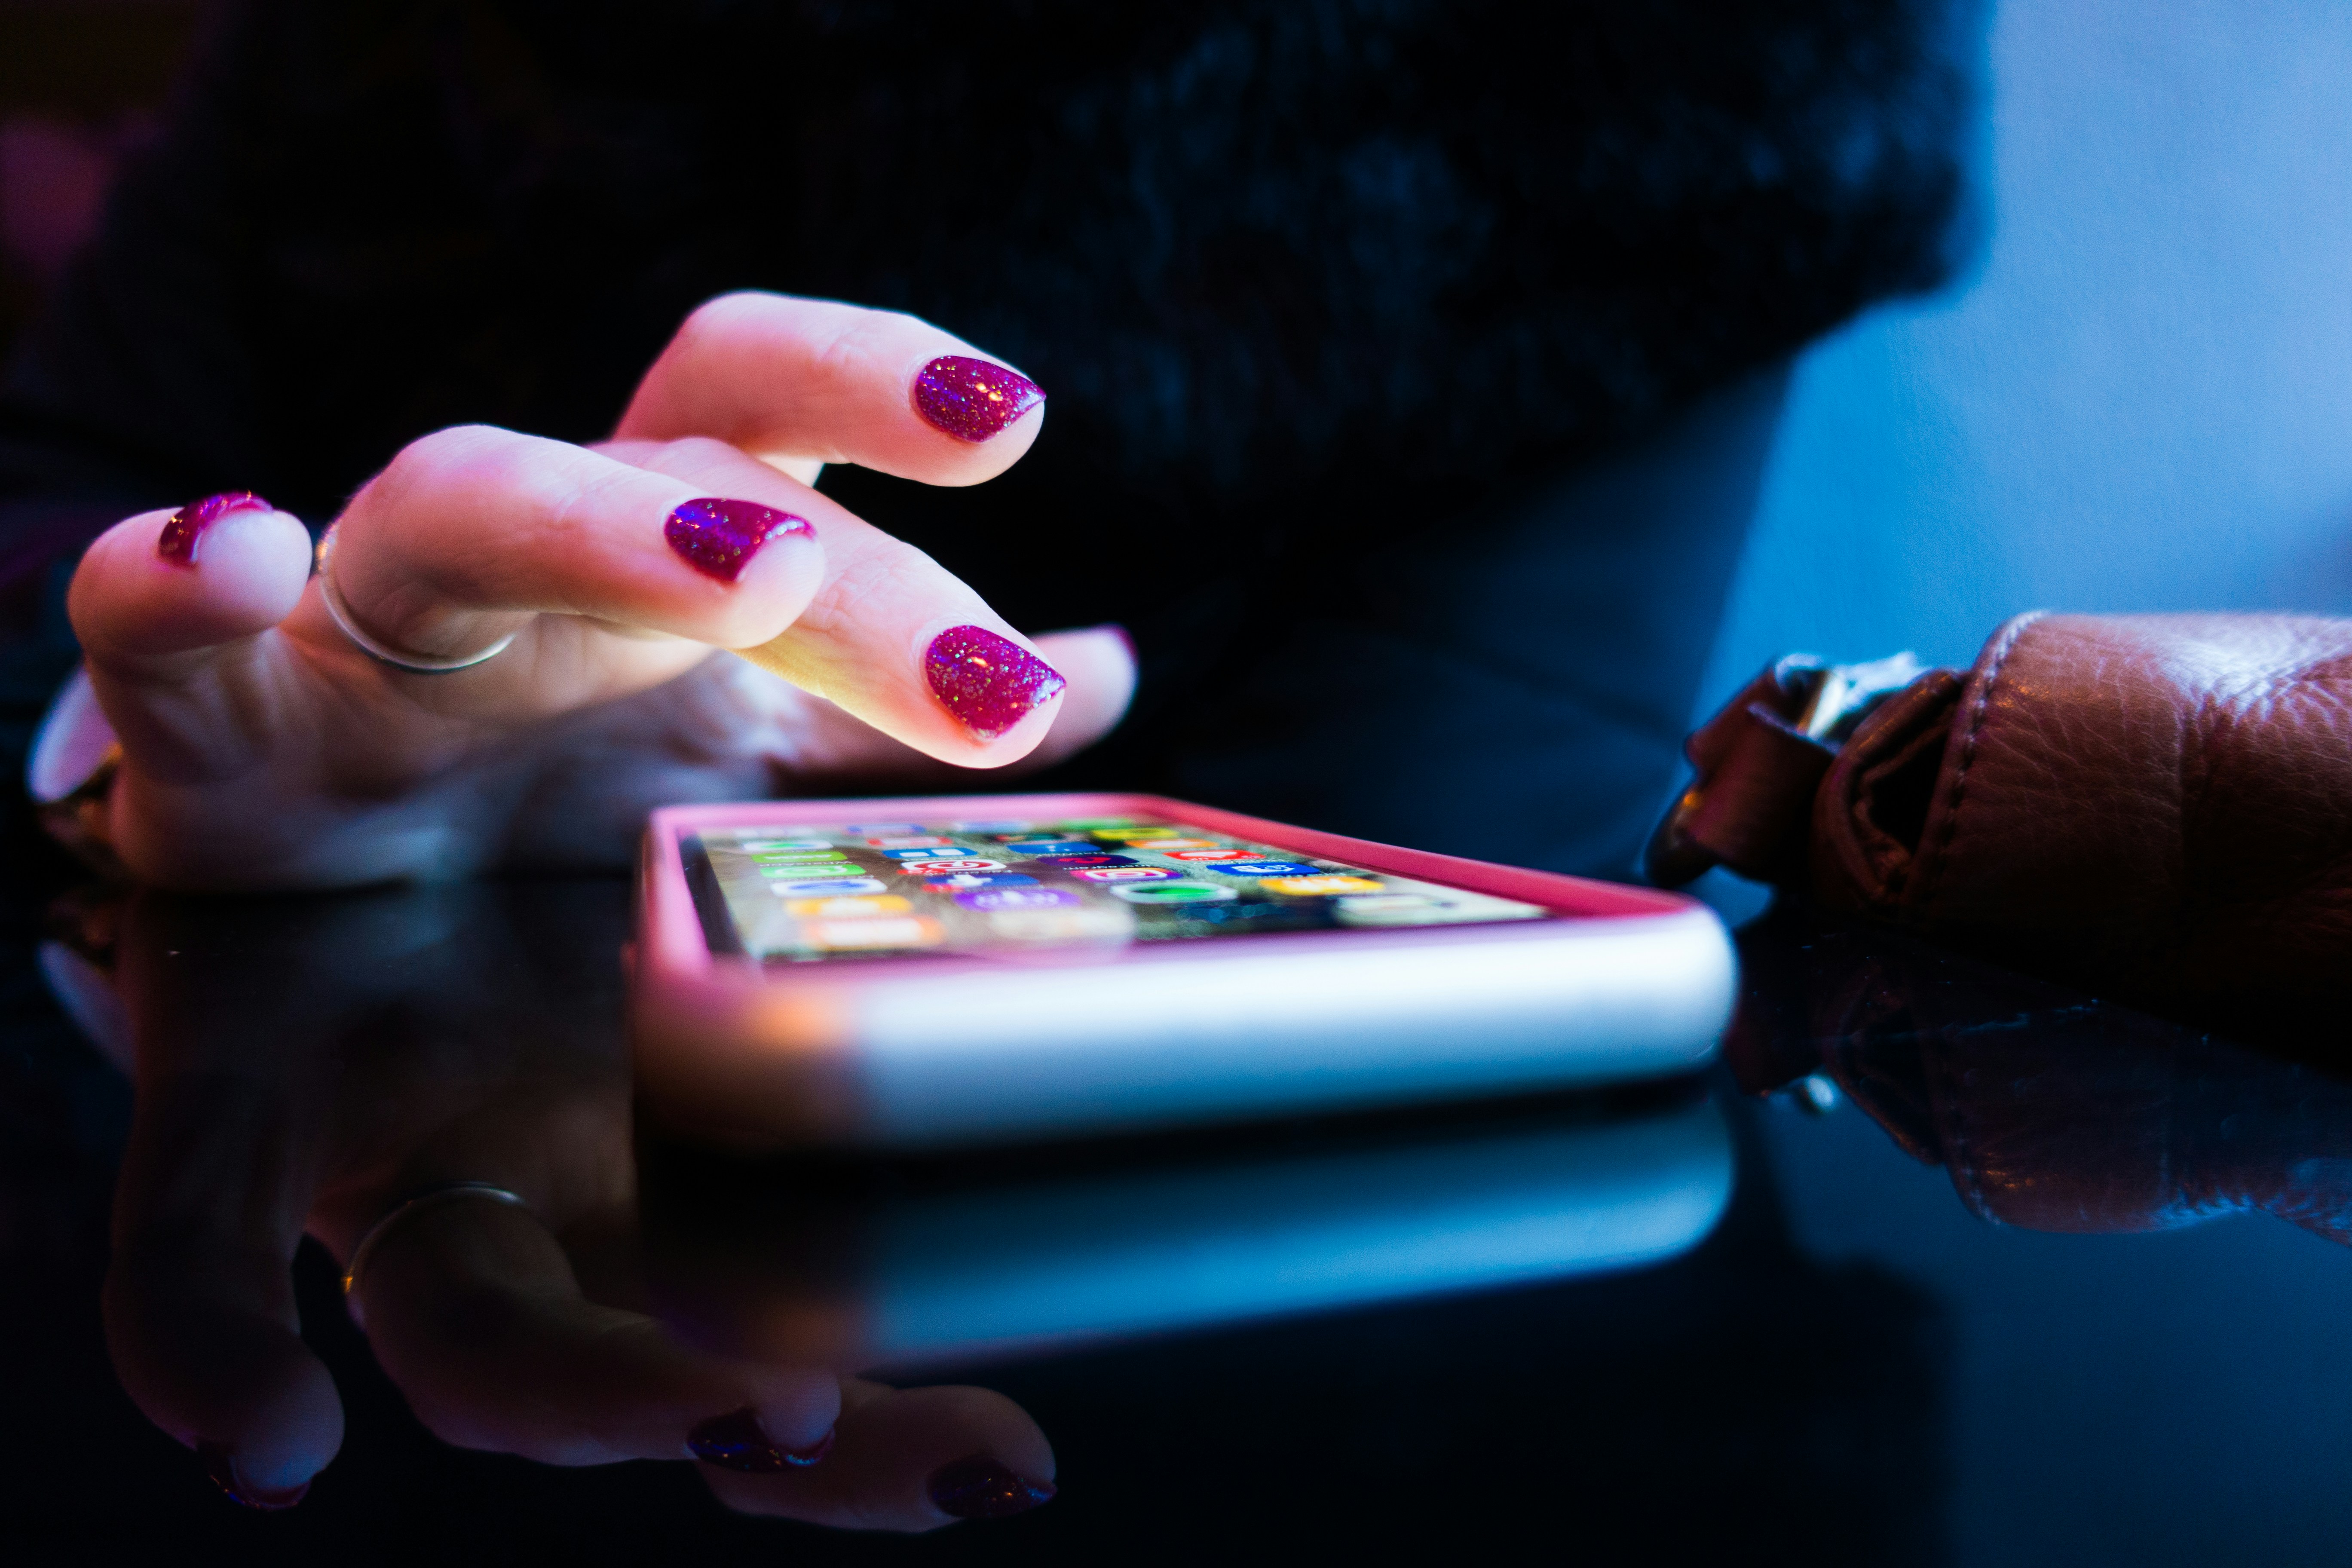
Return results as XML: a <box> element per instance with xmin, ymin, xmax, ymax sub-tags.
<box><xmin>64</xmin><ymin>294</ymin><xmax>1133</xmax><ymax>888</ymax></box>
<box><xmin>88</xmin><ymin>881</ymin><xmax>1055</xmax><ymax>1525</ymax></box>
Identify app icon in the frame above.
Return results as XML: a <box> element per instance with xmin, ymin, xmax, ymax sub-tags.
<box><xmin>785</xmin><ymin>895</ymin><xmax>914</xmax><ymax>918</ymax></box>
<box><xmin>1335</xmin><ymin>893</ymin><xmax>1540</xmax><ymax>928</ymax></box>
<box><xmin>1167</xmin><ymin>900</ymin><xmax>1333</xmax><ymax>931</ymax></box>
<box><xmin>805</xmin><ymin>916</ymin><xmax>942</xmax><ymax>950</ymax></box>
<box><xmin>897</xmin><ymin>858</ymin><xmax>1004</xmax><ymax>874</ymax></box>
<box><xmin>769</xmin><ymin>876</ymin><xmax>888</xmax><ymax>897</ymax></box>
<box><xmin>952</xmin><ymin>886</ymin><xmax>1081</xmax><ymax>912</ymax></box>
<box><xmin>1072</xmin><ymin>865</ymin><xmax>1184</xmax><ymax>883</ymax></box>
<box><xmin>1110</xmin><ymin>882</ymin><xmax>1237</xmax><ymax>904</ymax></box>
<box><xmin>984</xmin><ymin>907</ymin><xmax>1135</xmax><ymax>942</ymax></box>
<box><xmin>1118</xmin><ymin>836</ymin><xmax>1216</xmax><ymax>851</ymax></box>
<box><xmin>1207</xmin><ymin>861</ymin><xmax>1324</xmax><ymax>878</ymax></box>
<box><xmin>1090</xmin><ymin>826</ymin><xmax>1176</xmax><ymax>840</ymax></box>
<box><xmin>951</xmin><ymin>820</ymin><xmax>1033</xmax><ymax>833</ymax></box>
<box><xmin>756</xmin><ymin>856</ymin><xmax>859</xmax><ymax>871</ymax></box>
<box><xmin>1001</xmin><ymin>839</ymin><xmax>1096</xmax><ymax>857</ymax></box>
<box><xmin>1160</xmin><ymin>848</ymin><xmax>1260</xmax><ymax>862</ymax></box>
<box><xmin>1058</xmin><ymin>818</ymin><xmax>1137</xmax><ymax>830</ymax></box>
<box><xmin>845</xmin><ymin>823</ymin><xmax>922</xmax><ymax>834</ymax></box>
<box><xmin>1331</xmin><ymin>894</ymin><xmax>1436</xmax><ymax>915</ymax></box>
<box><xmin>878</xmin><ymin>845</ymin><xmax>967</xmax><ymax>860</ymax></box>
<box><xmin>1034</xmin><ymin>854</ymin><xmax>1136</xmax><ymax>868</ymax></box>
<box><xmin>867</xmin><ymin>834</ymin><xmax>954</xmax><ymax>849</ymax></box>
<box><xmin>1260</xmin><ymin>875</ymin><xmax>1386</xmax><ymax>897</ymax></box>
<box><xmin>738</xmin><ymin>838</ymin><xmax>832</xmax><ymax>851</ymax></box>
<box><xmin>921</xmin><ymin>872</ymin><xmax>1040</xmax><ymax>892</ymax></box>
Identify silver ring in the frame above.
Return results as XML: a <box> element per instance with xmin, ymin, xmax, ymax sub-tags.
<box><xmin>341</xmin><ymin>1182</ymin><xmax>530</xmax><ymax>1325</ymax></box>
<box><xmin>315</xmin><ymin>525</ymin><xmax>520</xmax><ymax>674</ymax></box>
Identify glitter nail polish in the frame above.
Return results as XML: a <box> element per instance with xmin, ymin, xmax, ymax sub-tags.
<box><xmin>927</xmin><ymin>1455</ymin><xmax>1057</xmax><ymax>1520</ymax></box>
<box><xmin>913</xmin><ymin>357</ymin><xmax>1045</xmax><ymax>442</ymax></box>
<box><xmin>686</xmin><ymin>1407</ymin><xmax>835</xmax><ymax>1472</ymax></box>
<box><xmin>925</xmin><ymin>625</ymin><xmax>1066</xmax><ymax>741</ymax></box>
<box><xmin>664</xmin><ymin>497</ymin><xmax>814</xmax><ymax>583</ymax></box>
<box><xmin>157</xmin><ymin>492</ymin><xmax>273</xmax><ymax>566</ymax></box>
<box><xmin>196</xmin><ymin>1441</ymin><xmax>309</xmax><ymax>1510</ymax></box>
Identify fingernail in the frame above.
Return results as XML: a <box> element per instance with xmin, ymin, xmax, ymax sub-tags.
<box><xmin>157</xmin><ymin>491</ymin><xmax>273</xmax><ymax>566</ymax></box>
<box><xmin>687</xmin><ymin>1407</ymin><xmax>835</xmax><ymax>1472</ymax></box>
<box><xmin>196</xmin><ymin>1440</ymin><xmax>309</xmax><ymax>1510</ymax></box>
<box><xmin>928</xmin><ymin>1455</ymin><xmax>1057</xmax><ymax>1520</ymax></box>
<box><xmin>925</xmin><ymin>625</ymin><xmax>1067</xmax><ymax>741</ymax></box>
<box><xmin>913</xmin><ymin>356</ymin><xmax>1045</xmax><ymax>442</ymax></box>
<box><xmin>664</xmin><ymin>497</ymin><xmax>814</xmax><ymax>583</ymax></box>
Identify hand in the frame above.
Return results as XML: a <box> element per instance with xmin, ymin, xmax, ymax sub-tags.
<box><xmin>84</xmin><ymin>880</ymin><xmax>1056</xmax><ymax>1525</ymax></box>
<box><xmin>64</xmin><ymin>294</ymin><xmax>1134</xmax><ymax>888</ymax></box>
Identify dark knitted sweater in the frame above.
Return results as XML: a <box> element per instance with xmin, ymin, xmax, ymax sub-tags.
<box><xmin>0</xmin><ymin>0</ymin><xmax>1969</xmax><ymax>874</ymax></box>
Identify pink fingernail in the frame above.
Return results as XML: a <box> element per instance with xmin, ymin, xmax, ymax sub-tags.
<box><xmin>687</xmin><ymin>1407</ymin><xmax>835</xmax><ymax>1472</ymax></box>
<box><xmin>928</xmin><ymin>1455</ymin><xmax>1057</xmax><ymax>1519</ymax></box>
<box><xmin>664</xmin><ymin>497</ymin><xmax>814</xmax><ymax>582</ymax></box>
<box><xmin>913</xmin><ymin>357</ymin><xmax>1045</xmax><ymax>442</ymax></box>
<box><xmin>925</xmin><ymin>625</ymin><xmax>1066</xmax><ymax>741</ymax></box>
<box><xmin>157</xmin><ymin>492</ymin><xmax>273</xmax><ymax>566</ymax></box>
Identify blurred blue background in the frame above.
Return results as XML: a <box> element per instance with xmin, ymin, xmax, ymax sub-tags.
<box><xmin>1700</xmin><ymin>0</ymin><xmax>2352</xmax><ymax>709</ymax></box>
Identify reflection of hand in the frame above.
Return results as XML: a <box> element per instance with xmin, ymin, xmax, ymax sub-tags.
<box><xmin>64</xmin><ymin>294</ymin><xmax>1134</xmax><ymax>888</ymax></box>
<box><xmin>88</xmin><ymin>882</ymin><xmax>1054</xmax><ymax>1524</ymax></box>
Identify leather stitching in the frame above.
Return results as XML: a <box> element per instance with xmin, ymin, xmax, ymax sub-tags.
<box><xmin>1913</xmin><ymin>610</ymin><xmax>2044</xmax><ymax>923</ymax></box>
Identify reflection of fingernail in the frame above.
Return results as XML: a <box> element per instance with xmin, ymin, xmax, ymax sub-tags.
<box><xmin>196</xmin><ymin>1441</ymin><xmax>309</xmax><ymax>1510</ymax></box>
<box><xmin>928</xmin><ymin>1455</ymin><xmax>1057</xmax><ymax>1519</ymax></box>
<box><xmin>925</xmin><ymin>625</ymin><xmax>1067</xmax><ymax>741</ymax></box>
<box><xmin>913</xmin><ymin>356</ymin><xmax>1045</xmax><ymax>442</ymax></box>
<box><xmin>687</xmin><ymin>1408</ymin><xmax>835</xmax><ymax>1472</ymax></box>
<box><xmin>158</xmin><ymin>491</ymin><xmax>273</xmax><ymax>566</ymax></box>
<box><xmin>664</xmin><ymin>497</ymin><xmax>814</xmax><ymax>583</ymax></box>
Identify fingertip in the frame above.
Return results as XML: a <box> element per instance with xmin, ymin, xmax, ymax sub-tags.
<box><xmin>621</xmin><ymin>294</ymin><xmax>1045</xmax><ymax>488</ymax></box>
<box><xmin>687</xmin><ymin>1375</ymin><xmax>843</xmax><ymax>1472</ymax></box>
<box><xmin>908</xmin><ymin>355</ymin><xmax>1046</xmax><ymax>478</ymax></box>
<box><xmin>700</xmin><ymin>1381</ymin><xmax>1054</xmax><ymax>1533</ymax></box>
<box><xmin>71</xmin><ymin>504</ymin><xmax>312</xmax><ymax>662</ymax></box>
<box><xmin>921</xmin><ymin>623</ymin><xmax>1070</xmax><ymax>756</ymax></box>
<box><xmin>104</xmin><ymin>1277</ymin><xmax>345</xmax><ymax>1505</ymax></box>
<box><xmin>661</xmin><ymin>498</ymin><xmax>828</xmax><ymax>649</ymax></box>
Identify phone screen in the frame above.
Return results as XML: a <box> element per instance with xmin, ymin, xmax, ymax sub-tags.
<box><xmin>682</xmin><ymin>814</ymin><xmax>1553</xmax><ymax>962</ymax></box>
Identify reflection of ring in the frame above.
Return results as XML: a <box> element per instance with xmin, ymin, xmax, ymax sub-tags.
<box><xmin>341</xmin><ymin>1182</ymin><xmax>530</xmax><ymax>1325</ymax></box>
<box><xmin>315</xmin><ymin>525</ymin><xmax>519</xmax><ymax>674</ymax></box>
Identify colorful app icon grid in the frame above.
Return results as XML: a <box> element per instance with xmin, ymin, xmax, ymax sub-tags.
<box><xmin>695</xmin><ymin>815</ymin><xmax>1547</xmax><ymax>962</ymax></box>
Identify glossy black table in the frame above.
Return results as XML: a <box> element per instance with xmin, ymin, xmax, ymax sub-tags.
<box><xmin>5</xmin><ymin>871</ymin><xmax>2349</xmax><ymax>1566</ymax></box>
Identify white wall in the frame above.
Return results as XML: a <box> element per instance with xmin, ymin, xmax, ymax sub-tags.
<box><xmin>1700</xmin><ymin>0</ymin><xmax>2352</xmax><ymax>704</ymax></box>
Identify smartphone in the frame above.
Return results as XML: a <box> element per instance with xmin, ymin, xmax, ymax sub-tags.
<box><xmin>631</xmin><ymin>793</ymin><xmax>1734</xmax><ymax>1149</ymax></box>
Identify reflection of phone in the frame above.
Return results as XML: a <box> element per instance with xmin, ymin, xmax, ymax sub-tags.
<box><xmin>647</xmin><ymin>1093</ymin><xmax>1733</xmax><ymax>1369</ymax></box>
<box><xmin>631</xmin><ymin>793</ymin><xmax>1734</xmax><ymax>1148</ymax></box>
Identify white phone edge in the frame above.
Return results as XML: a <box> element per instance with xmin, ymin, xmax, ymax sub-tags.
<box><xmin>634</xmin><ymin>902</ymin><xmax>1738</xmax><ymax>1151</ymax></box>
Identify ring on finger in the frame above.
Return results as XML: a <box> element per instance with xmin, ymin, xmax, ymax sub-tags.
<box><xmin>341</xmin><ymin>1181</ymin><xmax>530</xmax><ymax>1327</ymax></box>
<box><xmin>315</xmin><ymin>525</ymin><xmax>521</xmax><ymax>674</ymax></box>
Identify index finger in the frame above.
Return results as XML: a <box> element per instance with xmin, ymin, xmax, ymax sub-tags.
<box><xmin>614</xmin><ymin>292</ymin><xmax>1046</xmax><ymax>486</ymax></box>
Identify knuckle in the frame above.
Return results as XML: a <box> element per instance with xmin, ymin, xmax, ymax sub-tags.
<box><xmin>675</xmin><ymin>290</ymin><xmax>784</xmax><ymax>356</ymax></box>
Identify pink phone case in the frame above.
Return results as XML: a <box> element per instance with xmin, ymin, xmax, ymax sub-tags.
<box><xmin>633</xmin><ymin>792</ymin><xmax>1734</xmax><ymax>1149</ymax></box>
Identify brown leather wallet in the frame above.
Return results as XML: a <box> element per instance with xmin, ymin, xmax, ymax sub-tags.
<box><xmin>1651</xmin><ymin>612</ymin><xmax>2352</xmax><ymax>1019</ymax></box>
